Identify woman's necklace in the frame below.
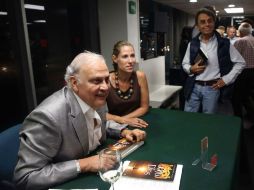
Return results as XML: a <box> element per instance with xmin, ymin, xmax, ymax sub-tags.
<box><xmin>115</xmin><ymin>72</ymin><xmax>134</xmax><ymax>100</ymax></box>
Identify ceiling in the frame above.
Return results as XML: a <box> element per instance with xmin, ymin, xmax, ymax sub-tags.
<box><xmin>153</xmin><ymin>0</ymin><xmax>254</xmax><ymax>16</ymax></box>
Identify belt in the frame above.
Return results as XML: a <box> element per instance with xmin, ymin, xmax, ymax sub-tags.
<box><xmin>195</xmin><ymin>79</ymin><xmax>218</xmax><ymax>86</ymax></box>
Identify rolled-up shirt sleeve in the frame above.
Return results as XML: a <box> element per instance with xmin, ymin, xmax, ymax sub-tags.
<box><xmin>182</xmin><ymin>43</ymin><xmax>193</xmax><ymax>76</ymax></box>
<box><xmin>221</xmin><ymin>44</ymin><xmax>246</xmax><ymax>85</ymax></box>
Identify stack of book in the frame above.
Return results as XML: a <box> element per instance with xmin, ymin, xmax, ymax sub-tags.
<box><xmin>108</xmin><ymin>138</ymin><xmax>144</xmax><ymax>159</ymax></box>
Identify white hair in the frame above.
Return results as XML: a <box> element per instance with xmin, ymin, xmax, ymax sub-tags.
<box><xmin>64</xmin><ymin>51</ymin><xmax>105</xmax><ymax>88</ymax></box>
<box><xmin>238</xmin><ymin>22</ymin><xmax>253</xmax><ymax>36</ymax></box>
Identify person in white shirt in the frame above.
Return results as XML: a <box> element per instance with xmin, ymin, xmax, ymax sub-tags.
<box><xmin>182</xmin><ymin>8</ymin><xmax>245</xmax><ymax>114</ymax></box>
<box><xmin>226</xmin><ymin>26</ymin><xmax>239</xmax><ymax>44</ymax></box>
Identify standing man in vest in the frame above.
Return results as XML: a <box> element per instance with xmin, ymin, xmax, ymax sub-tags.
<box><xmin>182</xmin><ymin>8</ymin><xmax>245</xmax><ymax>114</ymax></box>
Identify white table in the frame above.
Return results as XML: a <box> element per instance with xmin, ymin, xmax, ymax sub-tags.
<box><xmin>149</xmin><ymin>85</ymin><xmax>182</xmax><ymax>108</ymax></box>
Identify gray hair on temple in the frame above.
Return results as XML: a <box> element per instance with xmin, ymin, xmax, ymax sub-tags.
<box><xmin>64</xmin><ymin>51</ymin><xmax>105</xmax><ymax>88</ymax></box>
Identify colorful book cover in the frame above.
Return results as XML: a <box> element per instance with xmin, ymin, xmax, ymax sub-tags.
<box><xmin>123</xmin><ymin>160</ymin><xmax>177</xmax><ymax>181</ymax></box>
<box><xmin>108</xmin><ymin>138</ymin><xmax>144</xmax><ymax>158</ymax></box>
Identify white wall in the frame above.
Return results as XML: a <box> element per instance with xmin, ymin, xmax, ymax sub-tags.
<box><xmin>126</xmin><ymin>0</ymin><xmax>140</xmax><ymax>63</ymax></box>
<box><xmin>98</xmin><ymin>0</ymin><xmax>166</xmax><ymax>89</ymax></box>
<box><xmin>98</xmin><ymin>0</ymin><xmax>127</xmax><ymax>70</ymax></box>
<box><xmin>139</xmin><ymin>56</ymin><xmax>166</xmax><ymax>88</ymax></box>
<box><xmin>98</xmin><ymin>0</ymin><xmax>140</xmax><ymax>71</ymax></box>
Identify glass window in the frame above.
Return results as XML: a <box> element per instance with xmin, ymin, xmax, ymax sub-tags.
<box><xmin>0</xmin><ymin>0</ymin><xmax>28</xmax><ymax>131</ymax></box>
<box><xmin>0</xmin><ymin>0</ymin><xmax>100</xmax><ymax>130</ymax></box>
<box><xmin>24</xmin><ymin>0</ymin><xmax>100</xmax><ymax>103</ymax></box>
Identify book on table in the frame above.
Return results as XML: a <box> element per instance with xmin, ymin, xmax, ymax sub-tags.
<box><xmin>123</xmin><ymin>160</ymin><xmax>177</xmax><ymax>181</ymax></box>
<box><xmin>108</xmin><ymin>138</ymin><xmax>144</xmax><ymax>158</ymax></box>
<box><xmin>194</xmin><ymin>48</ymin><xmax>208</xmax><ymax>66</ymax></box>
<box><xmin>113</xmin><ymin>160</ymin><xmax>183</xmax><ymax>190</ymax></box>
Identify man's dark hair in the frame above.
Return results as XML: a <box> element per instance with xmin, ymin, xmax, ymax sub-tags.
<box><xmin>195</xmin><ymin>8</ymin><xmax>216</xmax><ymax>25</ymax></box>
<box><xmin>203</xmin><ymin>5</ymin><xmax>216</xmax><ymax>15</ymax></box>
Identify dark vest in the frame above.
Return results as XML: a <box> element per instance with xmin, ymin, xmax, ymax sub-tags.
<box><xmin>184</xmin><ymin>31</ymin><xmax>233</xmax><ymax>100</ymax></box>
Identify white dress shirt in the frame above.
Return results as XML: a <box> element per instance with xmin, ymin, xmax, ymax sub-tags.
<box><xmin>182</xmin><ymin>34</ymin><xmax>245</xmax><ymax>85</ymax></box>
<box><xmin>74</xmin><ymin>93</ymin><xmax>102</xmax><ymax>153</ymax></box>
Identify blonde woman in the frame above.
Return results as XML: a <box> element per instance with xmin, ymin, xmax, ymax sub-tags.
<box><xmin>106</xmin><ymin>41</ymin><xmax>149</xmax><ymax>128</ymax></box>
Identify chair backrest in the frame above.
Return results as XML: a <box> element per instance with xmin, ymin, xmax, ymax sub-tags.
<box><xmin>0</xmin><ymin>124</ymin><xmax>21</xmax><ymax>181</ymax></box>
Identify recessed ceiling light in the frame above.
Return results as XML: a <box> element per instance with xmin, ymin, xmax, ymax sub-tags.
<box><xmin>224</xmin><ymin>7</ymin><xmax>244</xmax><ymax>14</ymax></box>
<box><xmin>24</xmin><ymin>4</ymin><xmax>45</xmax><ymax>11</ymax></box>
<box><xmin>0</xmin><ymin>11</ymin><xmax>8</xmax><ymax>15</ymax></box>
<box><xmin>34</xmin><ymin>20</ymin><xmax>46</xmax><ymax>23</ymax></box>
<box><xmin>1</xmin><ymin>67</ymin><xmax>8</xmax><ymax>72</ymax></box>
<box><xmin>228</xmin><ymin>4</ymin><xmax>235</xmax><ymax>8</ymax></box>
<box><xmin>189</xmin><ymin>0</ymin><xmax>197</xmax><ymax>3</ymax></box>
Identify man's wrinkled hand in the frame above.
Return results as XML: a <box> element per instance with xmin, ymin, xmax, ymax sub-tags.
<box><xmin>79</xmin><ymin>155</ymin><xmax>100</xmax><ymax>173</ymax></box>
<box><xmin>121</xmin><ymin>129</ymin><xmax>146</xmax><ymax>142</ymax></box>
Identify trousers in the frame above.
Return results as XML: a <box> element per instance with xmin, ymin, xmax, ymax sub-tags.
<box><xmin>184</xmin><ymin>83</ymin><xmax>220</xmax><ymax>114</ymax></box>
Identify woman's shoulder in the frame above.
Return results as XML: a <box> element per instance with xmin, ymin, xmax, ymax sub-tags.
<box><xmin>135</xmin><ymin>71</ymin><xmax>148</xmax><ymax>87</ymax></box>
<box><xmin>135</xmin><ymin>70</ymin><xmax>147</xmax><ymax>79</ymax></box>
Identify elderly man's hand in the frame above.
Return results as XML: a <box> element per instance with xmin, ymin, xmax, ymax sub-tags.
<box><xmin>78</xmin><ymin>155</ymin><xmax>100</xmax><ymax>173</ymax></box>
<box><xmin>121</xmin><ymin>129</ymin><xmax>146</xmax><ymax>142</ymax></box>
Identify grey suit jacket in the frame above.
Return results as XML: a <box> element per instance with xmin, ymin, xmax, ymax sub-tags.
<box><xmin>13</xmin><ymin>87</ymin><xmax>123</xmax><ymax>190</ymax></box>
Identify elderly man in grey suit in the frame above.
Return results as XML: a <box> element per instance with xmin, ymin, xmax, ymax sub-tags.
<box><xmin>14</xmin><ymin>51</ymin><xmax>146</xmax><ymax>190</ymax></box>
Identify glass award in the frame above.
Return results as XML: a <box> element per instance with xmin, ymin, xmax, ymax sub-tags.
<box><xmin>200</xmin><ymin>137</ymin><xmax>217</xmax><ymax>171</ymax></box>
<box><xmin>192</xmin><ymin>137</ymin><xmax>217</xmax><ymax>171</ymax></box>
